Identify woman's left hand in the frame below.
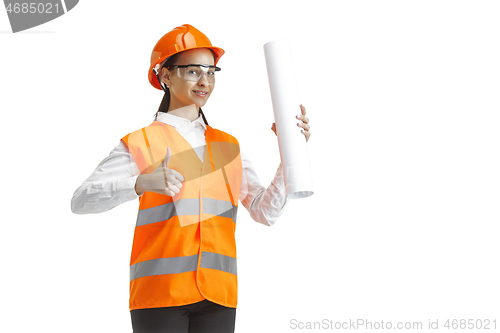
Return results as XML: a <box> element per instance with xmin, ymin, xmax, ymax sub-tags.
<box><xmin>271</xmin><ymin>104</ymin><xmax>311</xmax><ymax>142</ymax></box>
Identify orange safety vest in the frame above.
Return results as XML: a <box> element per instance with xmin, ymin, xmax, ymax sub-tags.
<box><xmin>121</xmin><ymin>120</ymin><xmax>242</xmax><ymax>311</ymax></box>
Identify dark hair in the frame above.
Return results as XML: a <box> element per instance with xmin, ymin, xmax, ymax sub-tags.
<box><xmin>155</xmin><ymin>53</ymin><xmax>179</xmax><ymax>117</ymax></box>
<box><xmin>154</xmin><ymin>49</ymin><xmax>217</xmax><ymax>126</ymax></box>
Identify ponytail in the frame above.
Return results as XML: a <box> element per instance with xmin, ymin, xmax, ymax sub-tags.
<box><xmin>199</xmin><ymin>108</ymin><xmax>209</xmax><ymax>126</ymax></box>
<box><xmin>155</xmin><ymin>89</ymin><xmax>171</xmax><ymax>120</ymax></box>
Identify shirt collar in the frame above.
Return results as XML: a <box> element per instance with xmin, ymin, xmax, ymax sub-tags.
<box><xmin>156</xmin><ymin>111</ymin><xmax>207</xmax><ymax>130</ymax></box>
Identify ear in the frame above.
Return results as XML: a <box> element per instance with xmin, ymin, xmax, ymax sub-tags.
<box><xmin>161</xmin><ymin>68</ymin><xmax>172</xmax><ymax>86</ymax></box>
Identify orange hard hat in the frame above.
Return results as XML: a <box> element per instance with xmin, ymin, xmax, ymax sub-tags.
<box><xmin>148</xmin><ymin>24</ymin><xmax>225</xmax><ymax>90</ymax></box>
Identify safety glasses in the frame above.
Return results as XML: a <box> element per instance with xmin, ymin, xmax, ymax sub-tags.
<box><xmin>167</xmin><ymin>64</ymin><xmax>221</xmax><ymax>83</ymax></box>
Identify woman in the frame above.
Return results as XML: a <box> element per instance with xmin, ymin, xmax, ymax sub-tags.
<box><xmin>71</xmin><ymin>24</ymin><xmax>311</xmax><ymax>333</ymax></box>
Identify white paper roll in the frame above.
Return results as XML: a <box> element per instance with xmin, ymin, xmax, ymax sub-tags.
<box><xmin>264</xmin><ymin>39</ymin><xmax>314</xmax><ymax>199</ymax></box>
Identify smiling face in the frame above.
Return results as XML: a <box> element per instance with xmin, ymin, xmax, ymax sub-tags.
<box><xmin>161</xmin><ymin>48</ymin><xmax>216</xmax><ymax>111</ymax></box>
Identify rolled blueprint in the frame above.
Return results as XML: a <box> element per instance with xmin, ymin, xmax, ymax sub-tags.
<box><xmin>264</xmin><ymin>39</ymin><xmax>314</xmax><ymax>199</ymax></box>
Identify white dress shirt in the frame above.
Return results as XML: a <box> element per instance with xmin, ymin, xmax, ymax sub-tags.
<box><xmin>71</xmin><ymin>112</ymin><xmax>289</xmax><ymax>226</ymax></box>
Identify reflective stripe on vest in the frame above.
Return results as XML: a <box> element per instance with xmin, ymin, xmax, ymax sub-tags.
<box><xmin>200</xmin><ymin>251</ymin><xmax>237</xmax><ymax>275</ymax></box>
<box><xmin>136</xmin><ymin>197</ymin><xmax>238</xmax><ymax>227</ymax></box>
<box><xmin>130</xmin><ymin>255</ymin><xmax>199</xmax><ymax>281</ymax></box>
<box><xmin>130</xmin><ymin>252</ymin><xmax>237</xmax><ymax>281</ymax></box>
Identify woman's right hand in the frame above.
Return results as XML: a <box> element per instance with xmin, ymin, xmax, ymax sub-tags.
<box><xmin>134</xmin><ymin>147</ymin><xmax>184</xmax><ymax>196</ymax></box>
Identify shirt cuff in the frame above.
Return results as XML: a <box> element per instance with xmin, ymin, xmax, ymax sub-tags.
<box><xmin>117</xmin><ymin>175</ymin><xmax>141</xmax><ymax>201</ymax></box>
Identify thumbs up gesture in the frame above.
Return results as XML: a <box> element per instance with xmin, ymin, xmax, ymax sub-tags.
<box><xmin>134</xmin><ymin>147</ymin><xmax>185</xmax><ymax>196</ymax></box>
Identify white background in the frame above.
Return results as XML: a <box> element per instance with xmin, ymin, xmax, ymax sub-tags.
<box><xmin>1</xmin><ymin>0</ymin><xmax>499</xmax><ymax>332</ymax></box>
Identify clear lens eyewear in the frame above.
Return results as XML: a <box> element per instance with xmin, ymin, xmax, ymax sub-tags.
<box><xmin>168</xmin><ymin>64</ymin><xmax>221</xmax><ymax>83</ymax></box>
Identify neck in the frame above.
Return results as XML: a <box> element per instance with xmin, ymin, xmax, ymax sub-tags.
<box><xmin>167</xmin><ymin>104</ymin><xmax>199</xmax><ymax>122</ymax></box>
